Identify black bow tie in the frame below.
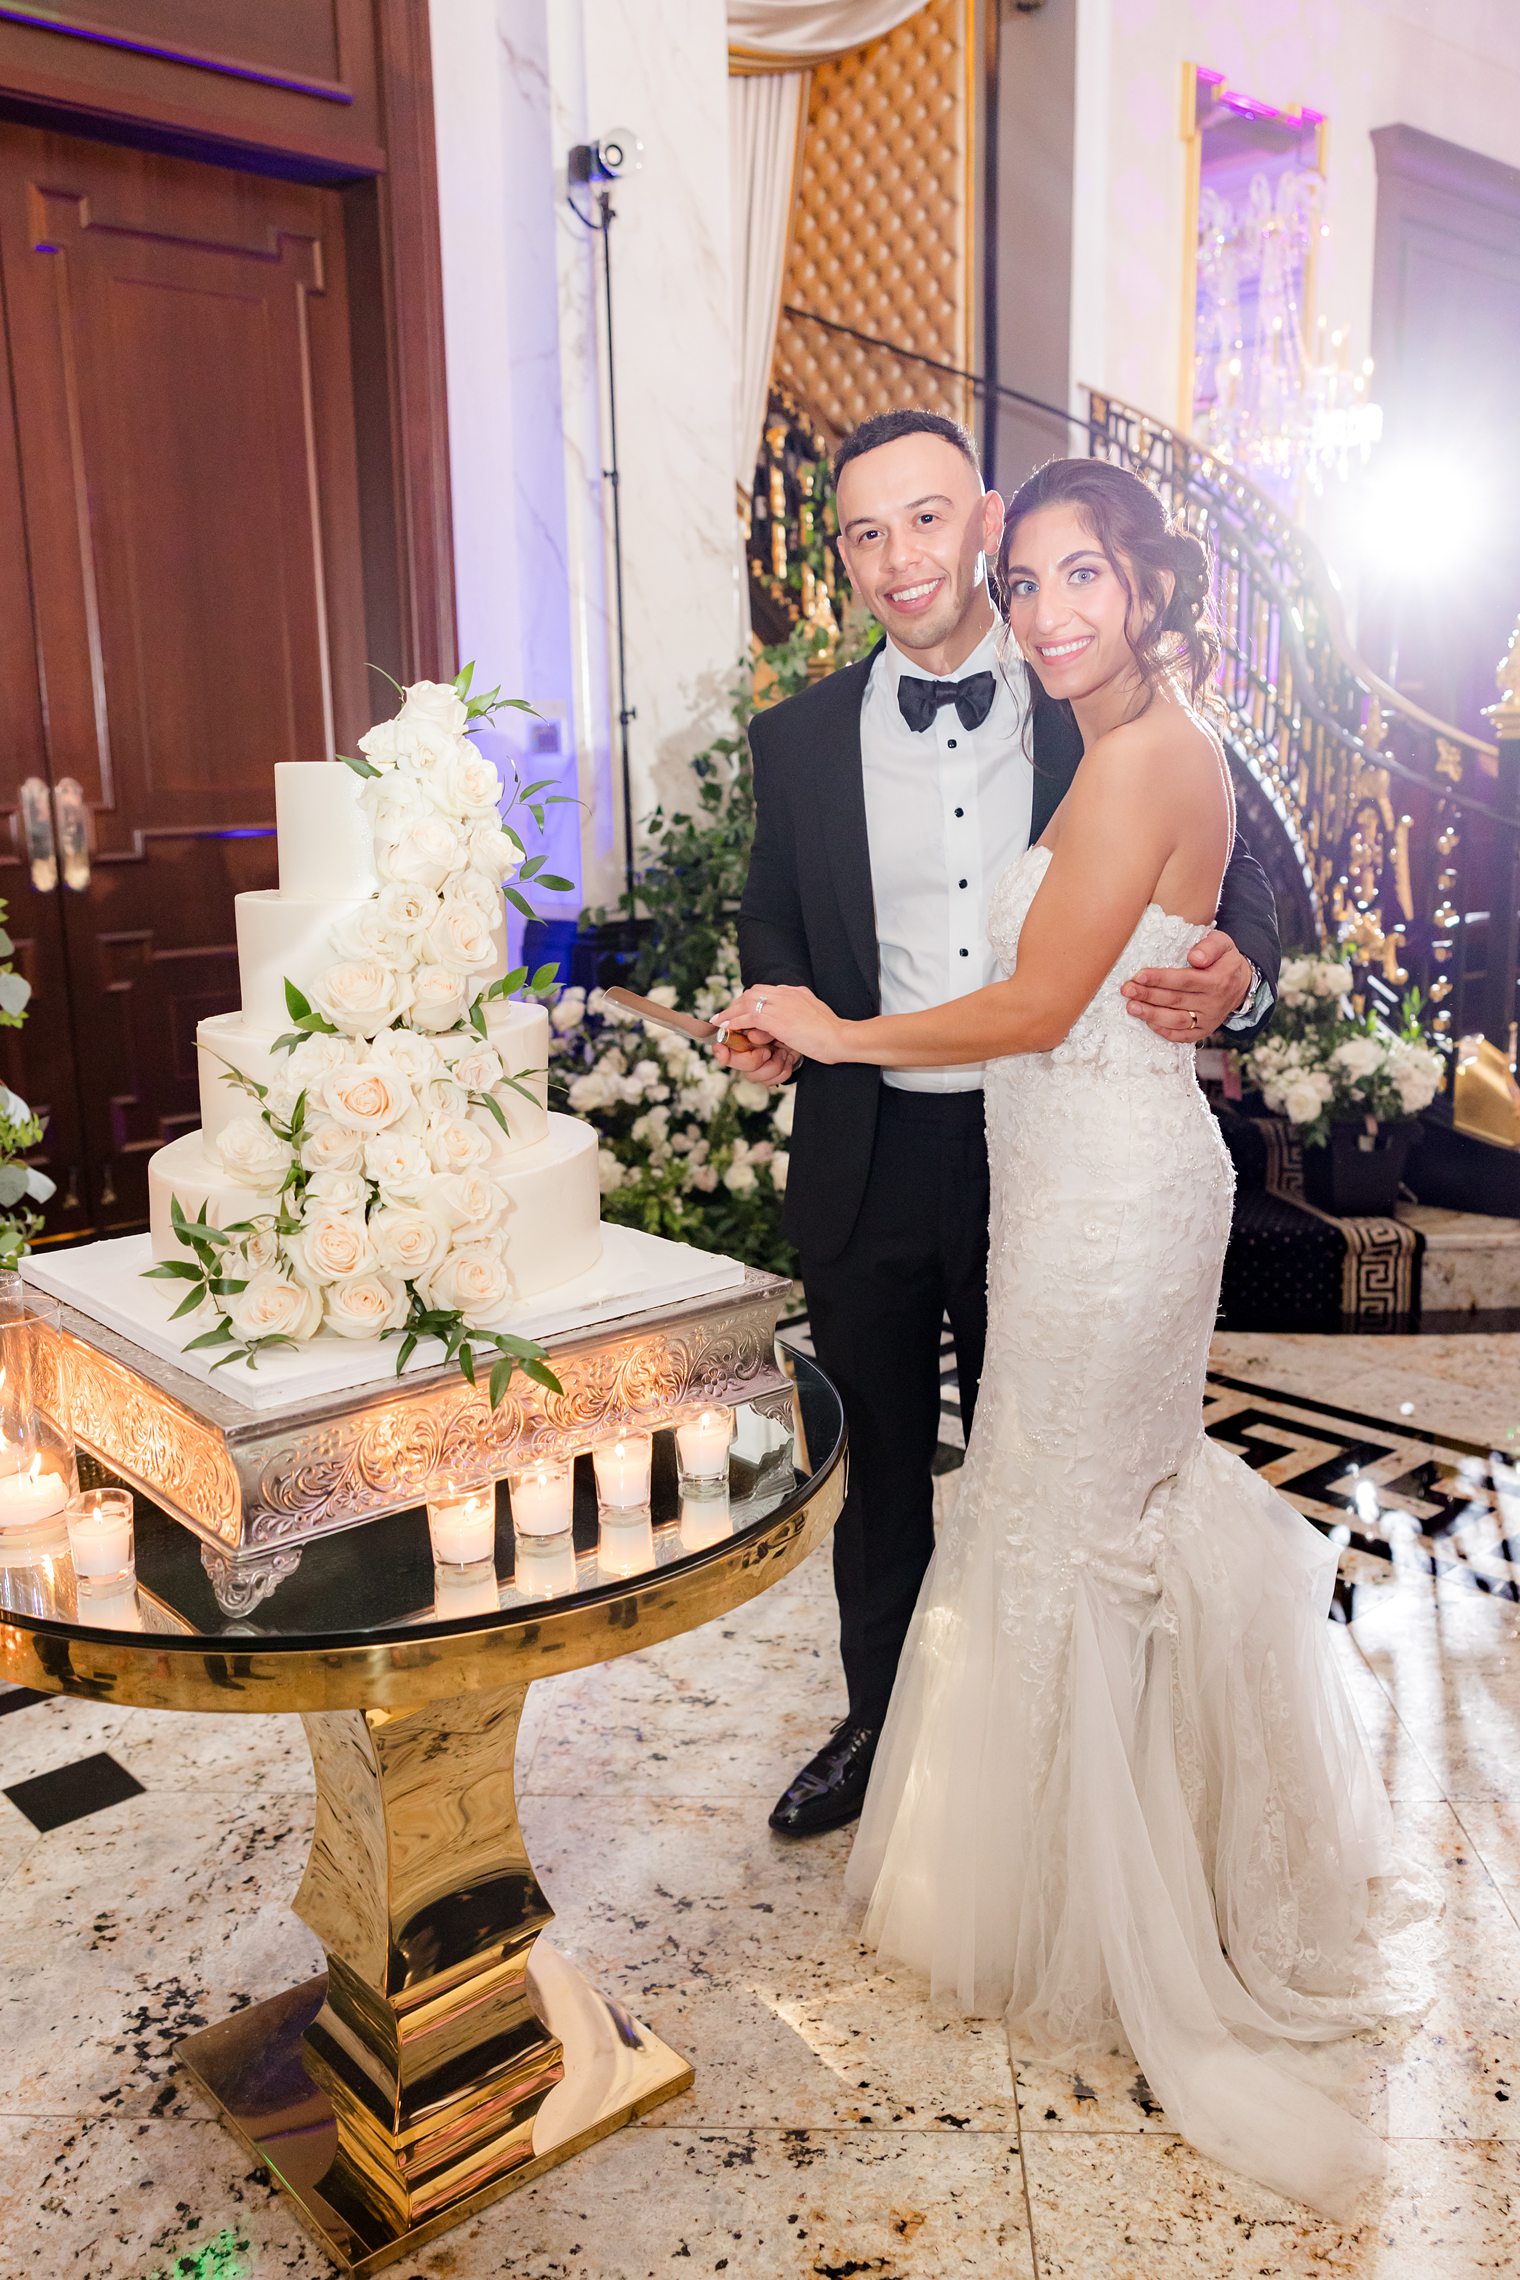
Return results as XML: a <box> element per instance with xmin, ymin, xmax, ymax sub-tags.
<box><xmin>897</xmin><ymin>669</ymin><xmax>997</xmax><ymax>734</ymax></box>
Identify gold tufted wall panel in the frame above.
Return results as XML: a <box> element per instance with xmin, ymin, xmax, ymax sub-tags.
<box><xmin>772</xmin><ymin>0</ymin><xmax>977</xmax><ymax>439</ymax></box>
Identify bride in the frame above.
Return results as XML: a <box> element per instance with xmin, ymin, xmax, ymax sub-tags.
<box><xmin>718</xmin><ymin>456</ymin><xmax>1420</xmax><ymax>2219</ymax></box>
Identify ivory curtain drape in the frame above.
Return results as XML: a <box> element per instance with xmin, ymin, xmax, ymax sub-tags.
<box><xmin>727</xmin><ymin>0</ymin><xmax>932</xmax><ymax>488</ymax></box>
<box><xmin>729</xmin><ymin>0</ymin><xmax>932</xmax><ymax>67</ymax></box>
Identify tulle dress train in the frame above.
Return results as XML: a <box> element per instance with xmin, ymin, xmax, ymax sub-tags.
<box><xmin>844</xmin><ymin>846</ymin><xmax>1427</xmax><ymax>2219</ymax></box>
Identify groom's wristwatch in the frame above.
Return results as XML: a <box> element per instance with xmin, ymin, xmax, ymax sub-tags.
<box><xmin>1224</xmin><ymin>962</ymin><xmax>1271</xmax><ymax>1032</ymax></box>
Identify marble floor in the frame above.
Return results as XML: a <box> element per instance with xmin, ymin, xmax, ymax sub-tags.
<box><xmin>1</xmin><ymin>1331</ymin><xmax>1519</xmax><ymax>2279</ymax></box>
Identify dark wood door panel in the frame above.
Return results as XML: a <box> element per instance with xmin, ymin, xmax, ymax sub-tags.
<box><xmin>0</xmin><ymin>127</ymin><xmax>368</xmax><ymax>835</ymax></box>
<box><xmin>0</xmin><ymin>0</ymin><xmax>381</xmax><ymax>176</ymax></box>
<box><xmin>0</xmin><ymin>122</ymin><xmax>370</xmax><ymax>1230</ymax></box>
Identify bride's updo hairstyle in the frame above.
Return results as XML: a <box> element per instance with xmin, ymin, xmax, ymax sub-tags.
<box><xmin>997</xmin><ymin>457</ymin><xmax>1220</xmax><ymax>707</ymax></box>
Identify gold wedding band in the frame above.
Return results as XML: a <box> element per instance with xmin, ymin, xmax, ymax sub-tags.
<box><xmin>1187</xmin><ymin>1008</ymin><xmax>1200</xmax><ymax>1031</ymax></box>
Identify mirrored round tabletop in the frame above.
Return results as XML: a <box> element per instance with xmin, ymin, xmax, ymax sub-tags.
<box><xmin>0</xmin><ymin>1354</ymin><xmax>844</xmax><ymax>1712</ymax></box>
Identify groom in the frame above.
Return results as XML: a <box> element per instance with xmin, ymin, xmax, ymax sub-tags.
<box><xmin>722</xmin><ymin>409</ymin><xmax>1281</xmax><ymax>1838</ymax></box>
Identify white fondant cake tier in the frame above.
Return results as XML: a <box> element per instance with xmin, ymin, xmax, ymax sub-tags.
<box><xmin>148</xmin><ymin>1130</ymin><xmax>284</xmax><ymax>1255</ymax></box>
<box><xmin>275</xmin><ymin>762</ymin><xmax>377</xmax><ymax>899</ymax></box>
<box><xmin>149</xmin><ymin>1114</ymin><xmax>602</xmax><ymax>1307</ymax></box>
<box><xmin>235</xmin><ymin>887</ymin><xmax>377</xmax><ymax>1028</ymax></box>
<box><xmin>196</xmin><ymin>998</ymin><xmax>552</xmax><ymax>1156</ymax></box>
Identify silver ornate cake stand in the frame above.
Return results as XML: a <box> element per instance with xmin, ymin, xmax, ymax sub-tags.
<box><xmin>42</xmin><ymin>1267</ymin><xmax>794</xmax><ymax>1610</ymax></box>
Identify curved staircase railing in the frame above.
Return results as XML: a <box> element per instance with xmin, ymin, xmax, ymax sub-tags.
<box><xmin>756</xmin><ymin>308</ymin><xmax>1520</xmax><ymax>1054</ymax></box>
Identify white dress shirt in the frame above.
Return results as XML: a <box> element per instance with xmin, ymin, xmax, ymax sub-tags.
<box><xmin>860</xmin><ymin>622</ymin><xmax>1034</xmax><ymax>1093</ymax></box>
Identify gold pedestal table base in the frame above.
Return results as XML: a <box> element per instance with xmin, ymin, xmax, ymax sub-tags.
<box><xmin>0</xmin><ymin>1352</ymin><xmax>844</xmax><ymax>2277</ymax></box>
<box><xmin>181</xmin><ymin>1685</ymin><xmax>692</xmax><ymax>2276</ymax></box>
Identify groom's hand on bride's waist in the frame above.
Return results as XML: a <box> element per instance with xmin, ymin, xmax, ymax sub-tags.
<box><xmin>1121</xmin><ymin>929</ymin><xmax>1254</xmax><ymax>1043</ymax></box>
<box><xmin>713</xmin><ymin>1029</ymin><xmax>801</xmax><ymax>1086</ymax></box>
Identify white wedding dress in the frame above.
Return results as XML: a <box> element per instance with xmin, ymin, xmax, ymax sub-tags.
<box><xmin>845</xmin><ymin>844</ymin><xmax>1423</xmax><ymax>2219</ymax></box>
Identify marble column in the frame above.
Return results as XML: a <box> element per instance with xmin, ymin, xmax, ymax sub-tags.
<box><xmin>431</xmin><ymin>0</ymin><xmax>742</xmax><ymax>919</ymax></box>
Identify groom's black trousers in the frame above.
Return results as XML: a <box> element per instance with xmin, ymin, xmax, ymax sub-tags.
<box><xmin>798</xmin><ymin>1087</ymin><xmax>991</xmax><ymax>1734</ymax></box>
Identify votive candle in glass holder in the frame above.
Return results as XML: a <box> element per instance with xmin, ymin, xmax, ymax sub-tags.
<box><xmin>597</xmin><ymin>1509</ymin><xmax>656</xmax><ymax>1581</ymax></box>
<box><xmin>66</xmin><ymin>1489</ymin><xmax>135</xmax><ymax>1591</ymax></box>
<box><xmin>426</xmin><ymin>1475</ymin><xmax>498</xmax><ymax>1571</ymax></box>
<box><xmin>507</xmin><ymin>1458</ymin><xmax>574</xmax><ymax>1539</ymax></box>
<box><xmin>433</xmin><ymin>1565</ymin><xmax>501</xmax><ymax>1620</ymax></box>
<box><xmin>679</xmin><ymin>1487</ymin><xmax>734</xmax><ymax>1553</ymax></box>
<box><xmin>674</xmin><ymin>1403</ymin><xmax>734</xmax><ymax>1491</ymax></box>
<box><xmin>514</xmin><ymin>1529</ymin><xmax>579</xmax><ymax>1602</ymax></box>
<box><xmin>592</xmin><ymin>1430</ymin><xmax>653</xmax><ymax>1511</ymax></box>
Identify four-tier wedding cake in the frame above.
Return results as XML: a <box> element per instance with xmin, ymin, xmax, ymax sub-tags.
<box><xmin>144</xmin><ymin>676</ymin><xmax>601</xmax><ymax>1367</ymax></box>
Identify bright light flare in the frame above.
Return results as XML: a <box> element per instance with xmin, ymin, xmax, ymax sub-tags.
<box><xmin>1349</xmin><ymin>450</ymin><xmax>1491</xmax><ymax>580</ymax></box>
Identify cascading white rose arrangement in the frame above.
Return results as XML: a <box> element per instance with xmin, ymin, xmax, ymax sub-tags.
<box><xmin>147</xmin><ymin>667</ymin><xmax>574</xmax><ymax>1406</ymax></box>
<box><xmin>1237</xmin><ymin>951</ymin><xmax>1445</xmax><ymax>1149</ymax></box>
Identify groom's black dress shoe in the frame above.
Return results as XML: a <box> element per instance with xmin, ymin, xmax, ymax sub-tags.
<box><xmin>769</xmin><ymin>1719</ymin><xmax>879</xmax><ymax>1838</ymax></box>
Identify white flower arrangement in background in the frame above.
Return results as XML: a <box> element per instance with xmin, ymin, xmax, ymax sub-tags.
<box><xmin>548</xmin><ymin>944</ymin><xmax>793</xmax><ymax>1271</ymax></box>
<box><xmin>1238</xmin><ymin>950</ymin><xmax>1445</xmax><ymax>1150</ymax></box>
<box><xmin>147</xmin><ymin>667</ymin><xmax>575</xmax><ymax>1404</ymax></box>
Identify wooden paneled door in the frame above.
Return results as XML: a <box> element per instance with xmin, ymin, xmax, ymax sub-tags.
<box><xmin>0</xmin><ymin>124</ymin><xmax>373</xmax><ymax>1234</ymax></box>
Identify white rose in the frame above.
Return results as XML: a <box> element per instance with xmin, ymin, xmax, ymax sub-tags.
<box><xmin>369</xmin><ymin>1204</ymin><xmax>452</xmax><ymax>1279</ymax></box>
<box><xmin>368</xmin><ymin>1027</ymin><xmax>444</xmax><ymax>1085</ymax></box>
<box><xmin>1315</xmin><ymin>959</ymin><xmax>1355</xmax><ymax>999</ymax></box>
<box><xmin>377</xmin><ymin>881</ymin><xmax>442</xmax><ymax>936</ymax></box>
<box><xmin>467</xmin><ymin>821</ymin><xmax>525</xmax><ymax>882</ymax></box>
<box><xmin>772</xmin><ymin>1088</ymin><xmax>796</xmax><ymax>1138</ymax></box>
<box><xmin>449</xmin><ymin>867</ymin><xmax>503</xmax><ymax>923</ymax></box>
<box><xmin>357</xmin><ymin>714</ymin><xmax>458</xmax><ymax>771</ymax></box>
<box><xmin>309</xmin><ymin>958</ymin><xmax>413</xmax><ymax>1038</ymax></box>
<box><xmin>425</xmin><ymin>1111</ymin><xmax>492</xmax><ymax>1174</ymax></box>
<box><xmin>300</xmin><ymin>1118</ymin><xmax>366</xmax><ymax>1174</ymax></box>
<box><xmin>235</xmin><ymin>1221</ymin><xmax>283</xmax><ymax>1273</ymax></box>
<box><xmin>421</xmin><ymin>1243</ymin><xmax>515</xmax><ymax>1323</ymax></box>
<box><xmin>322</xmin><ymin>1059</ymin><xmax>413</xmax><ymax>1133</ymax></box>
<box><xmin>426</xmin><ymin>741</ymin><xmax>504</xmax><ymax>818</ymax></box>
<box><xmin>425</xmin><ymin>898</ymin><xmax>499</xmax><ymax>974</ymax></box>
<box><xmin>771</xmin><ymin>1149</ymin><xmax>789</xmax><ymax>1193</ymax></box>
<box><xmin>597</xmin><ymin>1148</ymin><xmax>625</xmax><ymax>1195</ymax></box>
<box><xmin>433</xmin><ymin>1172</ymin><xmax>511</xmax><ymax>1236</ymax></box>
<box><xmin>689</xmin><ymin>1163</ymin><xmax>719</xmax><ymax>1193</ymax></box>
<box><xmin>398</xmin><ymin>679</ymin><xmax>469</xmax><ymax>735</ymax></box>
<box><xmin>1282</xmin><ymin>1076</ymin><xmax>1331</xmax><ymax>1125</ymax></box>
<box><xmin>449</xmin><ymin>1044</ymin><xmax>505</xmax><ymax>1095</ymax></box>
<box><xmin>732</xmin><ymin>1079</ymin><xmax>770</xmax><ymax>1114</ymax></box>
<box><xmin>647</xmin><ymin>984</ymin><xmax>678</xmax><ymax>1008</ymax></box>
<box><xmin>364</xmin><ymin>1129</ymin><xmax>434</xmax><ymax>1198</ymax></box>
<box><xmin>568</xmin><ymin>1069</ymin><xmax>617</xmax><ymax>1113</ymax></box>
<box><xmin>361</xmin><ymin>770</ymin><xmax>433</xmax><ymax>844</ymax></box>
<box><xmin>287</xmin><ymin>1032</ymin><xmax>355</xmax><ymax>1084</ymax></box>
<box><xmin>420</xmin><ymin>1075</ymin><xmax>470</xmax><ymax>1119</ymax></box>
<box><xmin>262</xmin><ymin>1072</ymin><xmax>300</xmax><ymax>1126</ymax></box>
<box><xmin>323</xmin><ymin>1271</ymin><xmax>409</xmax><ymax>1340</ymax></box>
<box><xmin>226</xmin><ymin>1268</ymin><xmax>323</xmax><ymax>1344</ymax></box>
<box><xmin>376</xmin><ymin>816</ymin><xmax>466</xmax><ymax>893</ymax></box>
<box><xmin>1331</xmin><ymin>1036</ymin><xmax>1387</xmax><ymax>1084</ymax></box>
<box><xmin>288</xmin><ymin>1207</ymin><xmax>376</xmax><ymax>1285</ymax></box>
<box><xmin>630</xmin><ymin>1106</ymin><xmax>670</xmax><ymax>1149</ymax></box>
<box><xmin>408</xmin><ymin>964</ymin><xmax>471</xmax><ymax>1031</ymax></box>
<box><xmin>333</xmin><ymin>902</ymin><xmax>411</xmax><ymax>970</ymax></box>
<box><xmin>215</xmin><ymin>1114</ymin><xmax>289</xmax><ymax>1188</ymax></box>
<box><xmin>304</xmin><ymin>1169</ymin><xmax>370</xmax><ymax>1214</ymax></box>
<box><xmin>723</xmin><ymin>1159</ymin><xmax>758</xmax><ymax>1195</ymax></box>
<box><xmin>550</xmin><ymin>990</ymin><xmax>586</xmax><ymax>1034</ymax></box>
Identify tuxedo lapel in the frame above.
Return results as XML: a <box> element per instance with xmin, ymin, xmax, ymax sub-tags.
<box><xmin>1029</xmin><ymin>686</ymin><xmax>1084</xmax><ymax>842</ymax></box>
<box><xmin>811</xmin><ymin>651</ymin><xmax>881</xmax><ymax>1010</ymax></box>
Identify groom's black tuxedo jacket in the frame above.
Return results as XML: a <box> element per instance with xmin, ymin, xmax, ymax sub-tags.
<box><xmin>738</xmin><ymin>647</ymin><xmax>1281</xmax><ymax>1264</ymax></box>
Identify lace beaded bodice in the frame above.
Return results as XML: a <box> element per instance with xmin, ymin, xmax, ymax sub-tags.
<box><xmin>987</xmin><ymin>841</ymin><xmax>1211</xmax><ymax>1081</ymax></box>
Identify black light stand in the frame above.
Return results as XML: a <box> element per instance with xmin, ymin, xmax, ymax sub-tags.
<box><xmin>568</xmin><ymin>134</ymin><xmax>641</xmax><ymax>918</ymax></box>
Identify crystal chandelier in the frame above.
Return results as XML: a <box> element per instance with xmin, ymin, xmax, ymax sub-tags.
<box><xmin>1194</xmin><ymin>167</ymin><xmax>1382</xmax><ymax>500</ymax></box>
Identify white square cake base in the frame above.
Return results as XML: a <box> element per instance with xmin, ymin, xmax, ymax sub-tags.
<box><xmin>27</xmin><ymin>1227</ymin><xmax>749</xmax><ymax>1416</ymax></box>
